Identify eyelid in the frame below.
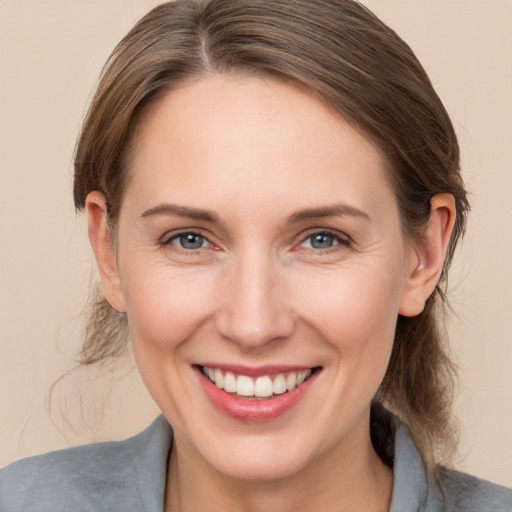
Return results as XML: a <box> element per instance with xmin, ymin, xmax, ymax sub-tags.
<box><xmin>297</xmin><ymin>228</ymin><xmax>351</xmax><ymax>247</ymax></box>
<box><xmin>159</xmin><ymin>227</ymin><xmax>351</xmax><ymax>252</ymax></box>
<box><xmin>160</xmin><ymin>229</ymin><xmax>213</xmax><ymax>248</ymax></box>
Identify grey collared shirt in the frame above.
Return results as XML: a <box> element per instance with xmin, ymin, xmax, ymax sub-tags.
<box><xmin>1</xmin><ymin>415</ymin><xmax>510</xmax><ymax>511</ymax></box>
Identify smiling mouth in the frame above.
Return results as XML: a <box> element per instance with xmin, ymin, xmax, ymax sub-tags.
<box><xmin>198</xmin><ymin>365</ymin><xmax>319</xmax><ymax>400</ymax></box>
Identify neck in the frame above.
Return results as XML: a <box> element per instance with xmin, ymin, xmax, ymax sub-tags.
<box><xmin>165</xmin><ymin>414</ymin><xmax>393</xmax><ymax>512</ymax></box>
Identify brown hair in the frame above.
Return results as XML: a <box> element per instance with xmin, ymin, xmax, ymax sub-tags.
<box><xmin>73</xmin><ymin>0</ymin><xmax>469</xmax><ymax>469</ymax></box>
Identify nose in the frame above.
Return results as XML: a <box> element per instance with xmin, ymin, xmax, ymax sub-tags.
<box><xmin>214</xmin><ymin>249</ymin><xmax>295</xmax><ymax>350</ymax></box>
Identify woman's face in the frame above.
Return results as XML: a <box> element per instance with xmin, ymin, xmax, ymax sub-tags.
<box><xmin>106</xmin><ymin>75</ymin><xmax>419</xmax><ymax>480</ymax></box>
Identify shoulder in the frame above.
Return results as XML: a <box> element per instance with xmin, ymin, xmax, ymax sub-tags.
<box><xmin>0</xmin><ymin>441</ymin><xmax>135</xmax><ymax>512</ymax></box>
<box><xmin>389</xmin><ymin>414</ymin><xmax>511</xmax><ymax>512</ymax></box>
<box><xmin>0</xmin><ymin>415</ymin><xmax>172</xmax><ymax>512</ymax></box>
<box><xmin>432</xmin><ymin>469</ymin><xmax>512</xmax><ymax>512</ymax></box>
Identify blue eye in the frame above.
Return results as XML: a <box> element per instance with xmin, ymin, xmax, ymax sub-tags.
<box><xmin>301</xmin><ymin>232</ymin><xmax>345</xmax><ymax>250</ymax></box>
<box><xmin>169</xmin><ymin>232</ymin><xmax>210</xmax><ymax>250</ymax></box>
<box><xmin>310</xmin><ymin>233</ymin><xmax>336</xmax><ymax>249</ymax></box>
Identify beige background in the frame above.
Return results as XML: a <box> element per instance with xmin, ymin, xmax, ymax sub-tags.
<box><xmin>0</xmin><ymin>0</ymin><xmax>511</xmax><ymax>486</ymax></box>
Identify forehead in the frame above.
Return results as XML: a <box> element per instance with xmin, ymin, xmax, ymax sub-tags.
<box><xmin>125</xmin><ymin>74</ymin><xmax>396</xmax><ymax>220</ymax></box>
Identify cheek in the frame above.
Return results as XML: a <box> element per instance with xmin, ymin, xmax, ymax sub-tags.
<box><xmin>278</xmin><ymin>263</ymin><xmax>404</xmax><ymax>453</ymax></box>
<box><xmin>119</xmin><ymin>263</ymin><xmax>220</xmax><ymax>420</ymax></box>
<box><xmin>121</xmin><ymin>263</ymin><xmax>216</xmax><ymax>354</ymax></box>
<box><xmin>290</xmin><ymin>262</ymin><xmax>403</xmax><ymax>415</ymax></box>
<box><xmin>294</xmin><ymin>264</ymin><xmax>404</xmax><ymax>351</ymax></box>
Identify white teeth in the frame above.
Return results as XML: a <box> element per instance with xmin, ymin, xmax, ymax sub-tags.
<box><xmin>286</xmin><ymin>372</ymin><xmax>297</xmax><ymax>391</ymax></box>
<box><xmin>202</xmin><ymin>366</ymin><xmax>314</xmax><ymax>397</ymax></box>
<box><xmin>214</xmin><ymin>368</ymin><xmax>224</xmax><ymax>389</ymax></box>
<box><xmin>254</xmin><ymin>376</ymin><xmax>273</xmax><ymax>397</ymax></box>
<box><xmin>273</xmin><ymin>374</ymin><xmax>287</xmax><ymax>395</ymax></box>
<box><xmin>296</xmin><ymin>369</ymin><xmax>311</xmax><ymax>386</ymax></box>
<box><xmin>223</xmin><ymin>371</ymin><xmax>237</xmax><ymax>392</ymax></box>
<box><xmin>237</xmin><ymin>375</ymin><xmax>254</xmax><ymax>396</ymax></box>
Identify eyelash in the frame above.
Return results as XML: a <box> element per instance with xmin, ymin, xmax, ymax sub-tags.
<box><xmin>296</xmin><ymin>229</ymin><xmax>351</xmax><ymax>253</ymax></box>
<box><xmin>160</xmin><ymin>229</ymin><xmax>351</xmax><ymax>254</ymax></box>
<box><xmin>161</xmin><ymin>230</ymin><xmax>213</xmax><ymax>253</ymax></box>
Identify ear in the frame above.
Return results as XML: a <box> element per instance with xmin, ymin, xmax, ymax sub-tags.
<box><xmin>399</xmin><ymin>193</ymin><xmax>456</xmax><ymax>317</ymax></box>
<box><xmin>86</xmin><ymin>191</ymin><xmax>126</xmax><ymax>313</ymax></box>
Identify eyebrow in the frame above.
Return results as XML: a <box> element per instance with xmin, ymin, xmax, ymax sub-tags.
<box><xmin>141</xmin><ymin>204</ymin><xmax>220</xmax><ymax>223</ymax></box>
<box><xmin>287</xmin><ymin>203</ymin><xmax>370</xmax><ymax>224</ymax></box>
<box><xmin>141</xmin><ymin>202</ymin><xmax>370</xmax><ymax>225</ymax></box>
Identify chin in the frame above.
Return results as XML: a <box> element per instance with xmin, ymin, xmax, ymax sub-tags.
<box><xmin>199</xmin><ymin>434</ymin><xmax>316</xmax><ymax>482</ymax></box>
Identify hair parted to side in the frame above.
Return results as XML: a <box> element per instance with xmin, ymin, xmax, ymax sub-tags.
<box><xmin>74</xmin><ymin>0</ymin><xmax>469</xmax><ymax>470</ymax></box>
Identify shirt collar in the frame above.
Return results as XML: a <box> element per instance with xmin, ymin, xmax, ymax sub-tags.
<box><xmin>133</xmin><ymin>414</ymin><xmax>431</xmax><ymax>512</ymax></box>
<box><xmin>389</xmin><ymin>419</ymin><xmax>430</xmax><ymax>512</ymax></box>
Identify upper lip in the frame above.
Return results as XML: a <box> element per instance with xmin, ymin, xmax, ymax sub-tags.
<box><xmin>195</xmin><ymin>363</ymin><xmax>317</xmax><ymax>377</ymax></box>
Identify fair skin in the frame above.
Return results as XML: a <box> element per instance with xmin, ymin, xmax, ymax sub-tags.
<box><xmin>87</xmin><ymin>74</ymin><xmax>455</xmax><ymax>512</ymax></box>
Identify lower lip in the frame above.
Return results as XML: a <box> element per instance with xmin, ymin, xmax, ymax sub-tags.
<box><xmin>196</xmin><ymin>367</ymin><xmax>319</xmax><ymax>423</ymax></box>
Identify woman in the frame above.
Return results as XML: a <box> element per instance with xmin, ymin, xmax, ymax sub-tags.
<box><xmin>1</xmin><ymin>0</ymin><xmax>510</xmax><ymax>510</ymax></box>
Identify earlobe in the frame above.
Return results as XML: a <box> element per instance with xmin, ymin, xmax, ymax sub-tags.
<box><xmin>399</xmin><ymin>194</ymin><xmax>456</xmax><ymax>317</ymax></box>
<box><xmin>86</xmin><ymin>191</ymin><xmax>126</xmax><ymax>313</ymax></box>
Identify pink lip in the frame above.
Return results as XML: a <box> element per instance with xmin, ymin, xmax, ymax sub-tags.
<box><xmin>195</xmin><ymin>365</ymin><xmax>320</xmax><ymax>423</ymax></box>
